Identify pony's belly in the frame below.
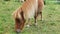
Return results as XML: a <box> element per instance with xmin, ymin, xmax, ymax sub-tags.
<box><xmin>27</xmin><ymin>10</ymin><xmax>35</xmax><ymax>18</ymax></box>
<box><xmin>23</xmin><ymin>0</ymin><xmax>38</xmax><ymax>19</ymax></box>
<box><xmin>24</xmin><ymin>8</ymin><xmax>35</xmax><ymax>19</ymax></box>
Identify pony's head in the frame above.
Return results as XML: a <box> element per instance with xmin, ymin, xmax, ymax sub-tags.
<box><xmin>12</xmin><ymin>8</ymin><xmax>25</xmax><ymax>33</ymax></box>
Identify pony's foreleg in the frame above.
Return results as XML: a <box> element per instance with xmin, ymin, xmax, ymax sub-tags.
<box><xmin>34</xmin><ymin>12</ymin><xmax>38</xmax><ymax>26</ymax></box>
<box><xmin>26</xmin><ymin>19</ymin><xmax>31</xmax><ymax>27</ymax></box>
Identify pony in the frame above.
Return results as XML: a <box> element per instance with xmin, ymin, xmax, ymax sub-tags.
<box><xmin>12</xmin><ymin>0</ymin><xmax>44</xmax><ymax>33</ymax></box>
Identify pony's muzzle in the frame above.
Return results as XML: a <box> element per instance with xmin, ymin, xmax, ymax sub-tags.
<box><xmin>16</xmin><ymin>29</ymin><xmax>21</xmax><ymax>34</ymax></box>
<box><xmin>16</xmin><ymin>29</ymin><xmax>21</xmax><ymax>32</ymax></box>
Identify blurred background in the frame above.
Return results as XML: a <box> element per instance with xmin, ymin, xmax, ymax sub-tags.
<box><xmin>0</xmin><ymin>0</ymin><xmax>60</xmax><ymax>34</ymax></box>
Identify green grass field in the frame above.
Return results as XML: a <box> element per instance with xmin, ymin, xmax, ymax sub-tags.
<box><xmin>0</xmin><ymin>0</ymin><xmax>60</xmax><ymax>34</ymax></box>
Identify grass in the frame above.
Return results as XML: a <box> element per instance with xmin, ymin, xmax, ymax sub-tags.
<box><xmin>0</xmin><ymin>0</ymin><xmax>60</xmax><ymax>34</ymax></box>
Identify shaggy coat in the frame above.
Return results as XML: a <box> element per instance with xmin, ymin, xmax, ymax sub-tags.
<box><xmin>12</xmin><ymin>0</ymin><xmax>44</xmax><ymax>33</ymax></box>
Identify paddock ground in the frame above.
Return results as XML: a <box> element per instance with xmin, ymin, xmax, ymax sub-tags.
<box><xmin>0</xmin><ymin>0</ymin><xmax>60</xmax><ymax>34</ymax></box>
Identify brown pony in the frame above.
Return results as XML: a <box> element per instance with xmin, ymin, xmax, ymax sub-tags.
<box><xmin>12</xmin><ymin>0</ymin><xmax>44</xmax><ymax>33</ymax></box>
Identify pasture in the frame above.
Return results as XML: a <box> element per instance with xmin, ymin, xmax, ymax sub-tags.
<box><xmin>0</xmin><ymin>0</ymin><xmax>60</xmax><ymax>34</ymax></box>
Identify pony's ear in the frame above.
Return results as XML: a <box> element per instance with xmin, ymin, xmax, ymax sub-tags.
<box><xmin>17</xmin><ymin>8</ymin><xmax>23</xmax><ymax>19</ymax></box>
<box><xmin>12</xmin><ymin>7</ymin><xmax>22</xmax><ymax>19</ymax></box>
<box><xmin>12</xmin><ymin>11</ymin><xmax>17</xmax><ymax>19</ymax></box>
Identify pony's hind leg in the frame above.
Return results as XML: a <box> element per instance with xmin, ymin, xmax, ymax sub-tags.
<box><xmin>38</xmin><ymin>0</ymin><xmax>44</xmax><ymax>21</ymax></box>
<box><xmin>37</xmin><ymin>11</ymin><xmax>42</xmax><ymax>21</ymax></box>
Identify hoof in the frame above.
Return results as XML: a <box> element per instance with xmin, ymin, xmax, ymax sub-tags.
<box><xmin>26</xmin><ymin>25</ymin><xmax>30</xmax><ymax>28</ymax></box>
<box><xmin>34</xmin><ymin>23</ymin><xmax>37</xmax><ymax>26</ymax></box>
